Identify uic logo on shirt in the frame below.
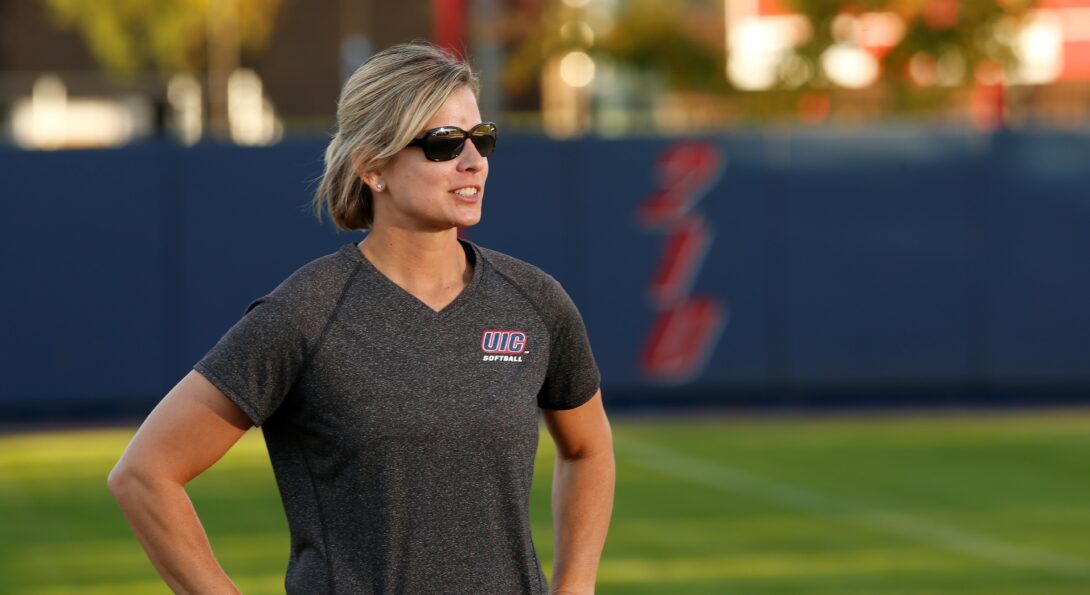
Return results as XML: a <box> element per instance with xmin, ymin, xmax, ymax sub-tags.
<box><xmin>481</xmin><ymin>330</ymin><xmax>527</xmax><ymax>362</ymax></box>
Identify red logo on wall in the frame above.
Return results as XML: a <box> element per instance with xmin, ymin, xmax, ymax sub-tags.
<box><xmin>637</xmin><ymin>143</ymin><xmax>727</xmax><ymax>383</ymax></box>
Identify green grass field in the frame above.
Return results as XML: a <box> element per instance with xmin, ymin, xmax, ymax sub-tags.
<box><xmin>2</xmin><ymin>410</ymin><xmax>1090</xmax><ymax>594</ymax></box>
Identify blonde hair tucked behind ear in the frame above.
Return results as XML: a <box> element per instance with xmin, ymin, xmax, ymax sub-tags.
<box><xmin>314</xmin><ymin>42</ymin><xmax>479</xmax><ymax>230</ymax></box>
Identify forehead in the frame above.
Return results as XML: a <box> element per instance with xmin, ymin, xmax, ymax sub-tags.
<box><xmin>423</xmin><ymin>87</ymin><xmax>481</xmax><ymax>131</ymax></box>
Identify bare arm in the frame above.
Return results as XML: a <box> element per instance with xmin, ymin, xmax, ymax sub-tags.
<box><xmin>107</xmin><ymin>370</ymin><xmax>253</xmax><ymax>594</ymax></box>
<box><xmin>542</xmin><ymin>390</ymin><xmax>615</xmax><ymax>595</ymax></box>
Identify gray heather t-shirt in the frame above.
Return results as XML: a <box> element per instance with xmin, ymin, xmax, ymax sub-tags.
<box><xmin>194</xmin><ymin>240</ymin><xmax>600</xmax><ymax>595</ymax></box>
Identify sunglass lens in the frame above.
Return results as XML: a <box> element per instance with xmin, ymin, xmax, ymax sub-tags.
<box><xmin>470</xmin><ymin>123</ymin><xmax>497</xmax><ymax>157</ymax></box>
<box><xmin>426</xmin><ymin>127</ymin><xmax>467</xmax><ymax>161</ymax></box>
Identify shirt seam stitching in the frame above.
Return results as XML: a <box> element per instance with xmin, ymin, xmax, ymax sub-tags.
<box><xmin>293</xmin><ymin>430</ymin><xmax>338</xmax><ymax>594</ymax></box>
<box><xmin>479</xmin><ymin>254</ymin><xmax>570</xmax><ymax>412</ymax></box>
<box><xmin>476</xmin><ymin>253</ymin><xmax>554</xmax><ymax>346</ymax></box>
<box><xmin>293</xmin><ymin>252</ymin><xmax>357</xmax><ymax>592</ymax></box>
<box><xmin>298</xmin><ymin>260</ymin><xmax>363</xmax><ymax>375</ymax></box>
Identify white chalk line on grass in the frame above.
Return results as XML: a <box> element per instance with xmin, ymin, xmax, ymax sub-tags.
<box><xmin>617</xmin><ymin>437</ymin><xmax>1090</xmax><ymax>578</ymax></box>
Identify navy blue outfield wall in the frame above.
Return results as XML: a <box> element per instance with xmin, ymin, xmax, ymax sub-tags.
<box><xmin>2</xmin><ymin>129</ymin><xmax>1089</xmax><ymax>419</ymax></box>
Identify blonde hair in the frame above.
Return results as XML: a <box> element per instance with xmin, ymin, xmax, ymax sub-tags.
<box><xmin>314</xmin><ymin>42</ymin><xmax>479</xmax><ymax>230</ymax></box>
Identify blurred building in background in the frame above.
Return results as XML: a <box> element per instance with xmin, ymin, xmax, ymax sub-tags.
<box><xmin>1</xmin><ymin>0</ymin><xmax>1089</xmax><ymax>149</ymax></box>
<box><xmin>0</xmin><ymin>0</ymin><xmax>436</xmax><ymax>148</ymax></box>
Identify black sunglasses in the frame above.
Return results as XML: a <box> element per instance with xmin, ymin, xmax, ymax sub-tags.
<box><xmin>406</xmin><ymin>122</ymin><xmax>498</xmax><ymax>162</ymax></box>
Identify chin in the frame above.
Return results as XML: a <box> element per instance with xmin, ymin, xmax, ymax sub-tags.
<box><xmin>456</xmin><ymin>215</ymin><xmax>482</xmax><ymax>228</ymax></box>
<box><xmin>453</xmin><ymin>207</ymin><xmax>482</xmax><ymax>228</ymax></box>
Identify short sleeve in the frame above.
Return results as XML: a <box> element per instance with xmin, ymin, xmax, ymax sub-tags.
<box><xmin>537</xmin><ymin>278</ymin><xmax>601</xmax><ymax>410</ymax></box>
<box><xmin>193</xmin><ymin>295</ymin><xmax>310</xmax><ymax>426</ymax></box>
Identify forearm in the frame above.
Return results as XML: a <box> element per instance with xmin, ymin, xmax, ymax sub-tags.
<box><xmin>109</xmin><ymin>471</ymin><xmax>239</xmax><ymax>594</ymax></box>
<box><xmin>550</xmin><ymin>449</ymin><xmax>615</xmax><ymax>594</ymax></box>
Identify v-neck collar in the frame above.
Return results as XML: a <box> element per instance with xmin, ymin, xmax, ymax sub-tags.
<box><xmin>340</xmin><ymin>239</ymin><xmax>483</xmax><ymax>318</ymax></box>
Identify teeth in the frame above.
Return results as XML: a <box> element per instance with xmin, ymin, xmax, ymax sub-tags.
<box><xmin>454</xmin><ymin>187</ymin><xmax>477</xmax><ymax>196</ymax></box>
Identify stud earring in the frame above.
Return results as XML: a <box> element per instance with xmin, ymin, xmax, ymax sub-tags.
<box><xmin>375</xmin><ymin>182</ymin><xmax>384</xmax><ymax>191</ymax></box>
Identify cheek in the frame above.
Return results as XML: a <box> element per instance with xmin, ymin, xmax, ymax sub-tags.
<box><xmin>395</xmin><ymin>166</ymin><xmax>443</xmax><ymax>194</ymax></box>
<box><xmin>403</xmin><ymin>169</ymin><xmax>455</xmax><ymax>210</ymax></box>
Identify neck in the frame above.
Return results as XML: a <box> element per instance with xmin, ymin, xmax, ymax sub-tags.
<box><xmin>359</xmin><ymin>226</ymin><xmax>469</xmax><ymax>292</ymax></box>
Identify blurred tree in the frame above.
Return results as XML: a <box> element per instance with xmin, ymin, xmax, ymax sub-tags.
<box><xmin>598</xmin><ymin>0</ymin><xmax>726</xmax><ymax>93</ymax></box>
<box><xmin>40</xmin><ymin>0</ymin><xmax>283</xmax><ymax>76</ymax></box>
<box><xmin>506</xmin><ymin>0</ymin><xmax>1040</xmax><ymax>125</ymax></box>
<box><xmin>503</xmin><ymin>0</ymin><xmax>725</xmax><ymax>102</ymax></box>
<box><xmin>790</xmin><ymin>0</ymin><xmax>1035</xmax><ymax>69</ymax></box>
<box><xmin>787</xmin><ymin>0</ymin><xmax>1036</xmax><ymax>112</ymax></box>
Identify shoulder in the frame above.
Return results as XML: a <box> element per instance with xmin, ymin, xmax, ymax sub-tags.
<box><xmin>475</xmin><ymin>244</ymin><xmax>565</xmax><ymax>296</ymax></box>
<box><xmin>473</xmin><ymin>243</ymin><xmax>580</xmax><ymax>326</ymax></box>
<box><xmin>246</xmin><ymin>244</ymin><xmax>362</xmax><ymax>316</ymax></box>
<box><xmin>476</xmin><ymin>244</ymin><xmax>552</xmax><ymax>285</ymax></box>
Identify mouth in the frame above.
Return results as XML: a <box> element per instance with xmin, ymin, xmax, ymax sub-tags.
<box><xmin>451</xmin><ymin>185</ymin><xmax>482</xmax><ymax>201</ymax></box>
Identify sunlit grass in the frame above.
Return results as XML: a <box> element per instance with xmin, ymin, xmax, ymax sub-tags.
<box><xmin>2</xmin><ymin>410</ymin><xmax>1090</xmax><ymax>594</ymax></box>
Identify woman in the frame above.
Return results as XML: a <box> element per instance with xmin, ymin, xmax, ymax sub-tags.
<box><xmin>108</xmin><ymin>42</ymin><xmax>614</xmax><ymax>594</ymax></box>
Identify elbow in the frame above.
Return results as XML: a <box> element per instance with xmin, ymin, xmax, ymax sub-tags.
<box><xmin>558</xmin><ymin>440</ymin><xmax>615</xmax><ymax>466</ymax></box>
<box><xmin>107</xmin><ymin>462</ymin><xmax>133</xmax><ymax>501</ymax></box>
<box><xmin>107</xmin><ymin>461</ymin><xmax>155</xmax><ymax>504</ymax></box>
<box><xmin>108</xmin><ymin>459</ymin><xmax>184</xmax><ymax>505</ymax></box>
<box><xmin>558</xmin><ymin>430</ymin><xmax>614</xmax><ymax>463</ymax></box>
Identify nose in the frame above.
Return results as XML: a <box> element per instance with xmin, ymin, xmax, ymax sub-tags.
<box><xmin>456</xmin><ymin>137</ymin><xmax>486</xmax><ymax>172</ymax></box>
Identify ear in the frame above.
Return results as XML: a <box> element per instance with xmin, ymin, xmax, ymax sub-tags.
<box><xmin>355</xmin><ymin>163</ymin><xmax>385</xmax><ymax>193</ymax></box>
